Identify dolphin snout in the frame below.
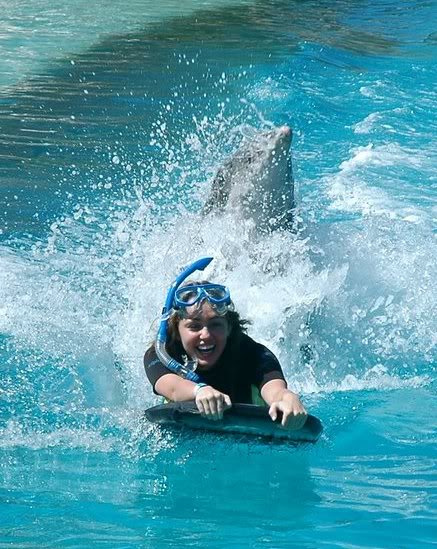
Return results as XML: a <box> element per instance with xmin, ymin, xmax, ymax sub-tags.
<box><xmin>278</xmin><ymin>125</ymin><xmax>291</xmax><ymax>137</ymax></box>
<box><xmin>265</xmin><ymin>125</ymin><xmax>292</xmax><ymax>143</ymax></box>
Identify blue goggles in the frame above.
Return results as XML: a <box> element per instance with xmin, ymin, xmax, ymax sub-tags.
<box><xmin>174</xmin><ymin>283</ymin><xmax>232</xmax><ymax>313</ymax></box>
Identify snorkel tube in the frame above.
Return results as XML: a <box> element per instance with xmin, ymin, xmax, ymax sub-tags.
<box><xmin>155</xmin><ymin>257</ymin><xmax>213</xmax><ymax>382</ymax></box>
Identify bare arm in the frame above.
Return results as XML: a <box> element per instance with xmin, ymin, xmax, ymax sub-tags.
<box><xmin>261</xmin><ymin>379</ymin><xmax>307</xmax><ymax>430</ymax></box>
<box><xmin>155</xmin><ymin>372</ymin><xmax>198</xmax><ymax>402</ymax></box>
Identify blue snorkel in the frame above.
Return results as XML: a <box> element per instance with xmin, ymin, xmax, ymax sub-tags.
<box><xmin>155</xmin><ymin>257</ymin><xmax>213</xmax><ymax>382</ymax></box>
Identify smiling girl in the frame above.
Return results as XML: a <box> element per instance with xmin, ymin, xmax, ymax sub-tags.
<box><xmin>144</xmin><ymin>259</ymin><xmax>307</xmax><ymax>430</ymax></box>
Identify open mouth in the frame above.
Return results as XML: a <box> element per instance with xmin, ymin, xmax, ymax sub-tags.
<box><xmin>196</xmin><ymin>345</ymin><xmax>216</xmax><ymax>355</ymax></box>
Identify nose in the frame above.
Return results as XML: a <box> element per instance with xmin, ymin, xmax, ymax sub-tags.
<box><xmin>199</xmin><ymin>326</ymin><xmax>211</xmax><ymax>340</ymax></box>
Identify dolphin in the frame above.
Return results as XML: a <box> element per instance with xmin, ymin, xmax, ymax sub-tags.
<box><xmin>203</xmin><ymin>125</ymin><xmax>295</xmax><ymax>234</ymax></box>
<box><xmin>201</xmin><ymin>125</ymin><xmax>317</xmax><ymax>368</ymax></box>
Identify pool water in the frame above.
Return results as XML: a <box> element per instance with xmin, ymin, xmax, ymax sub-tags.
<box><xmin>0</xmin><ymin>1</ymin><xmax>436</xmax><ymax>547</ymax></box>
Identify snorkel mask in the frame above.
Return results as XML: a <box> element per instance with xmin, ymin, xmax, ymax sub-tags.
<box><xmin>155</xmin><ymin>257</ymin><xmax>232</xmax><ymax>382</ymax></box>
<box><xmin>174</xmin><ymin>283</ymin><xmax>232</xmax><ymax>317</ymax></box>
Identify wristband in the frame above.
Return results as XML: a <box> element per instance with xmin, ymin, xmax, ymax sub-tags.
<box><xmin>193</xmin><ymin>382</ymin><xmax>208</xmax><ymax>398</ymax></box>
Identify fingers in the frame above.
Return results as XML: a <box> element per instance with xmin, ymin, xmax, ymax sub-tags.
<box><xmin>195</xmin><ymin>387</ymin><xmax>231</xmax><ymax>421</ymax></box>
<box><xmin>199</xmin><ymin>395</ymin><xmax>221</xmax><ymax>420</ymax></box>
<box><xmin>269</xmin><ymin>401</ymin><xmax>308</xmax><ymax>430</ymax></box>
<box><xmin>269</xmin><ymin>402</ymin><xmax>280</xmax><ymax>422</ymax></box>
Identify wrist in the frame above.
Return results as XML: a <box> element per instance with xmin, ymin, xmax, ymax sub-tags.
<box><xmin>193</xmin><ymin>382</ymin><xmax>208</xmax><ymax>398</ymax></box>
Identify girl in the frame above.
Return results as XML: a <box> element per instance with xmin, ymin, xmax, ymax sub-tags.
<box><xmin>144</xmin><ymin>260</ymin><xmax>307</xmax><ymax>430</ymax></box>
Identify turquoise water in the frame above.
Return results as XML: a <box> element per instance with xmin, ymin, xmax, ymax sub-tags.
<box><xmin>1</xmin><ymin>0</ymin><xmax>436</xmax><ymax>546</ymax></box>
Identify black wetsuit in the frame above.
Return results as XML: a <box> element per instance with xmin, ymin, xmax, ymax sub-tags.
<box><xmin>144</xmin><ymin>333</ymin><xmax>285</xmax><ymax>404</ymax></box>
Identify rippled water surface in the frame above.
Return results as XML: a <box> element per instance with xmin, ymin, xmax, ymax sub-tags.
<box><xmin>1</xmin><ymin>0</ymin><xmax>436</xmax><ymax>547</ymax></box>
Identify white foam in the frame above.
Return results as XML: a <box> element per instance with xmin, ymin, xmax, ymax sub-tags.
<box><xmin>0</xmin><ymin>408</ymin><xmax>150</xmax><ymax>453</ymax></box>
<box><xmin>0</xmin><ymin>422</ymin><xmax>117</xmax><ymax>452</ymax></box>
<box><xmin>2</xmin><ymin>116</ymin><xmax>435</xmax><ymax>416</ymax></box>
<box><xmin>359</xmin><ymin>80</ymin><xmax>389</xmax><ymax>99</ymax></box>
<box><xmin>324</xmin><ymin>143</ymin><xmax>435</xmax><ymax>224</ymax></box>
<box><xmin>352</xmin><ymin>108</ymin><xmax>407</xmax><ymax>134</ymax></box>
<box><xmin>113</xmin><ymin>209</ymin><xmax>344</xmax><ymax>405</ymax></box>
<box><xmin>294</xmin><ymin>365</ymin><xmax>430</xmax><ymax>395</ymax></box>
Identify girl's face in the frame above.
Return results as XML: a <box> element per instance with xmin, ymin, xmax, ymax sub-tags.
<box><xmin>177</xmin><ymin>302</ymin><xmax>231</xmax><ymax>370</ymax></box>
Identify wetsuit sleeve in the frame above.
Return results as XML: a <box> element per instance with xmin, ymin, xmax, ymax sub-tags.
<box><xmin>249</xmin><ymin>338</ymin><xmax>286</xmax><ymax>389</ymax></box>
<box><xmin>144</xmin><ymin>346</ymin><xmax>173</xmax><ymax>394</ymax></box>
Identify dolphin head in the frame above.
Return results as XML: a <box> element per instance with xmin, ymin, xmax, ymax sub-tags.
<box><xmin>203</xmin><ymin>125</ymin><xmax>294</xmax><ymax>234</ymax></box>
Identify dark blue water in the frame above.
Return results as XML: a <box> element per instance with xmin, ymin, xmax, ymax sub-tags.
<box><xmin>1</xmin><ymin>1</ymin><xmax>436</xmax><ymax>546</ymax></box>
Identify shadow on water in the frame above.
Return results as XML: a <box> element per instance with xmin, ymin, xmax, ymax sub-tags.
<box><xmin>0</xmin><ymin>0</ymin><xmax>403</xmax><ymax>239</ymax></box>
<box><xmin>136</xmin><ymin>439</ymin><xmax>320</xmax><ymax>546</ymax></box>
<box><xmin>0</xmin><ymin>429</ymin><xmax>321</xmax><ymax>547</ymax></box>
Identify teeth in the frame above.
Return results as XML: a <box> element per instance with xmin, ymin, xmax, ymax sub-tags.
<box><xmin>198</xmin><ymin>345</ymin><xmax>215</xmax><ymax>352</ymax></box>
